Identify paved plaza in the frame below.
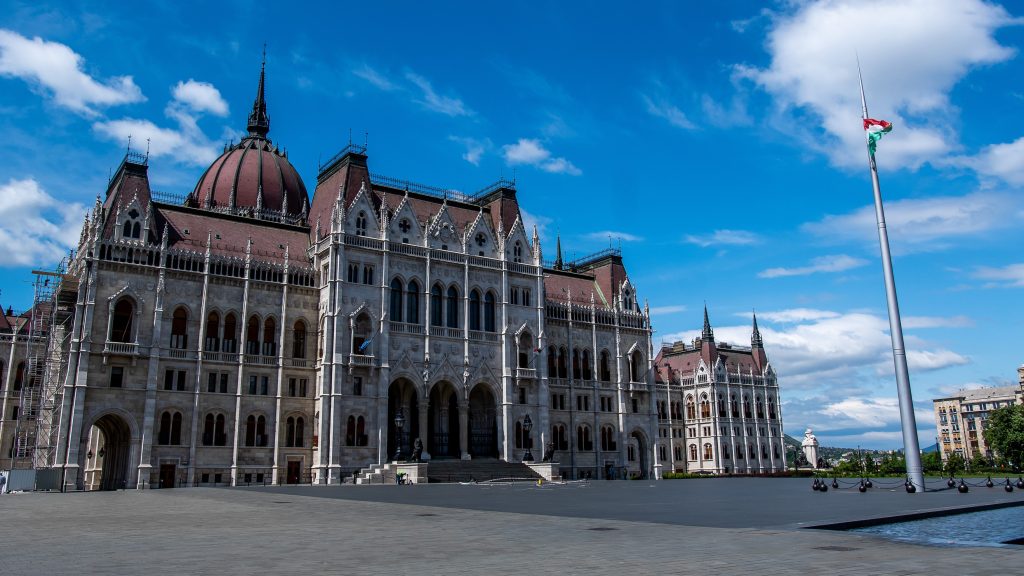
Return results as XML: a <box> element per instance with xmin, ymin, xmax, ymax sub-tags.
<box><xmin>1</xmin><ymin>478</ymin><xmax>1022</xmax><ymax>575</ymax></box>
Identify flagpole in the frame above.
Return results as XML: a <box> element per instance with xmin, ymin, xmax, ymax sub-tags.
<box><xmin>859</xmin><ymin>66</ymin><xmax>924</xmax><ymax>492</ymax></box>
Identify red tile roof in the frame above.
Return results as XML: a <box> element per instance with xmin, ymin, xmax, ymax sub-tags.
<box><xmin>157</xmin><ymin>206</ymin><xmax>310</xmax><ymax>265</ymax></box>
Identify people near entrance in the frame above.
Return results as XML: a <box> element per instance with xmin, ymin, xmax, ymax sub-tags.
<box><xmin>0</xmin><ymin>471</ymin><xmax>7</xmax><ymax>494</ymax></box>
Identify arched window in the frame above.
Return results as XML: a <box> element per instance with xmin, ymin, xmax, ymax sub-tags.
<box><xmin>704</xmin><ymin>443</ymin><xmax>713</xmax><ymax>460</ymax></box>
<box><xmin>205</xmin><ymin>312</ymin><xmax>220</xmax><ymax>352</ymax></box>
<box><xmin>406</xmin><ymin>280</ymin><xmax>420</xmax><ymax>324</ymax></box>
<box><xmin>722</xmin><ymin>442</ymin><xmax>731</xmax><ymax>459</ymax></box>
<box><xmin>296</xmin><ymin>417</ymin><xmax>305</xmax><ymax>447</ymax></box>
<box><xmin>513</xmin><ymin>241</ymin><xmax>522</xmax><ymax>263</ymax></box>
<box><xmin>600</xmin><ymin>425</ymin><xmax>617</xmax><ymax>451</ymax></box>
<box><xmin>581</xmin><ymin>350</ymin><xmax>592</xmax><ymax>380</ymax></box>
<box><xmin>547</xmin><ymin>347</ymin><xmax>556</xmax><ymax>377</ymax></box>
<box><xmin>700</xmin><ymin>394</ymin><xmax>711</xmax><ymax>418</ymax></box>
<box><xmin>430</xmin><ymin>284</ymin><xmax>443</xmax><ymax>327</ymax></box>
<box><xmin>515</xmin><ymin>420</ymin><xmax>524</xmax><ymax>449</ymax></box>
<box><xmin>469</xmin><ymin>289</ymin><xmax>481</xmax><ymax>331</ymax></box>
<box><xmin>356</xmin><ymin>416</ymin><xmax>366</xmax><ymax>446</ymax></box>
<box><xmin>215</xmin><ymin>414</ymin><xmax>226</xmax><ymax>446</ymax></box>
<box><xmin>292</xmin><ymin>320</ymin><xmax>307</xmax><ymax>359</ymax></box>
<box><xmin>743</xmin><ymin>396</ymin><xmax>752</xmax><ymax>418</ymax></box>
<box><xmin>756</xmin><ymin>397</ymin><xmax>764</xmax><ymax>419</ymax></box>
<box><xmin>629</xmin><ymin>350</ymin><xmax>643</xmax><ymax>382</ymax></box>
<box><xmin>689</xmin><ymin>444</ymin><xmax>697</xmax><ymax>461</ymax></box>
<box><xmin>258</xmin><ymin>415</ymin><xmax>267</xmax><ymax>446</ymax></box>
<box><xmin>14</xmin><ymin>362</ymin><xmax>25</xmax><ymax>391</ymax></box>
<box><xmin>132</xmin><ymin>222</ymin><xmax>141</xmax><ymax>239</ymax></box>
<box><xmin>768</xmin><ymin>399</ymin><xmax>777</xmax><ymax>420</ymax></box>
<box><xmin>158</xmin><ymin>412</ymin><xmax>172</xmax><ymax>445</ymax></box>
<box><xmin>761</xmin><ymin>444</ymin><xmax>768</xmax><ymax>458</ymax></box>
<box><xmin>345</xmin><ymin>415</ymin><xmax>356</xmax><ymax>446</ymax></box>
<box><xmin>599</xmin><ymin>350</ymin><xmax>611</xmax><ymax>382</ymax></box>
<box><xmin>223</xmin><ymin>313</ymin><xmax>237</xmax><ymax>353</ymax></box>
<box><xmin>246</xmin><ymin>315</ymin><xmax>260</xmax><ymax>354</ymax></box>
<box><xmin>572</xmin><ymin>349</ymin><xmax>581</xmax><ymax>380</ymax></box>
<box><xmin>718</xmin><ymin>394</ymin><xmax>726</xmax><ymax>416</ymax></box>
<box><xmin>552</xmin><ymin>424</ymin><xmax>568</xmax><ymax>450</ymax></box>
<box><xmin>389</xmin><ymin>279</ymin><xmax>404</xmax><ymax>323</ymax></box>
<box><xmin>170</xmin><ymin>306</ymin><xmax>188</xmax><ymax>349</ymax></box>
<box><xmin>122</xmin><ymin>220</ymin><xmax>132</xmax><ymax>239</ymax></box>
<box><xmin>484</xmin><ymin>291</ymin><xmax>496</xmax><ymax>332</ymax></box>
<box><xmin>110</xmin><ymin>298</ymin><xmax>134</xmax><ymax>343</ymax></box>
<box><xmin>203</xmin><ymin>414</ymin><xmax>215</xmax><ymax>446</ymax></box>
<box><xmin>685</xmin><ymin>396</ymin><xmax>696</xmax><ymax>420</ymax></box>
<box><xmin>286</xmin><ymin>416</ymin><xmax>305</xmax><ymax>448</ymax></box>
<box><xmin>245</xmin><ymin>415</ymin><xmax>256</xmax><ymax>446</ymax></box>
<box><xmin>576</xmin><ymin>425</ymin><xmax>593</xmax><ymax>451</ymax></box>
<box><xmin>262</xmin><ymin>318</ymin><xmax>276</xmax><ymax>356</ymax></box>
<box><xmin>748</xmin><ymin>444</ymin><xmax>756</xmax><ymax>459</ymax></box>
<box><xmin>730</xmin><ymin>394</ymin><xmax>739</xmax><ymax>417</ymax></box>
<box><xmin>171</xmin><ymin>412</ymin><xmax>182</xmax><ymax>445</ymax></box>
<box><xmin>287</xmin><ymin>416</ymin><xmax>297</xmax><ymax>447</ymax></box>
<box><xmin>736</xmin><ymin>444</ymin><xmax>744</xmax><ymax>459</ymax></box>
<box><xmin>356</xmin><ymin>211</ymin><xmax>368</xmax><ymax>236</ymax></box>
<box><xmin>518</xmin><ymin>332</ymin><xmax>532</xmax><ymax>368</ymax></box>
<box><xmin>557</xmin><ymin>348</ymin><xmax>567</xmax><ymax>379</ymax></box>
<box><xmin>773</xmin><ymin>444</ymin><xmax>780</xmax><ymax>458</ymax></box>
<box><xmin>446</xmin><ymin>286</ymin><xmax>459</xmax><ymax>328</ymax></box>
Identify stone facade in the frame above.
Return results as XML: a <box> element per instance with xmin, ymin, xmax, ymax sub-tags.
<box><xmin>933</xmin><ymin>384</ymin><xmax>1023</xmax><ymax>464</ymax></box>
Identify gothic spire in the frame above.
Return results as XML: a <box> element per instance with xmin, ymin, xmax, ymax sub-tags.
<box><xmin>751</xmin><ymin>311</ymin><xmax>763</xmax><ymax>348</ymax></box>
<box><xmin>247</xmin><ymin>49</ymin><xmax>270</xmax><ymax>138</ymax></box>
<box><xmin>554</xmin><ymin>234</ymin><xmax>563</xmax><ymax>270</ymax></box>
<box><xmin>702</xmin><ymin>304</ymin><xmax>714</xmax><ymax>341</ymax></box>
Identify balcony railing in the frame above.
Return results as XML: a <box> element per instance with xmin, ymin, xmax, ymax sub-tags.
<box><xmin>515</xmin><ymin>368</ymin><xmax>537</xmax><ymax>380</ymax></box>
<box><xmin>348</xmin><ymin>354</ymin><xmax>376</xmax><ymax>367</ymax></box>
<box><xmin>244</xmin><ymin>354</ymin><xmax>278</xmax><ymax>366</ymax></box>
<box><xmin>203</xmin><ymin>351</ymin><xmax>234</xmax><ymax>364</ymax></box>
<box><xmin>104</xmin><ymin>341</ymin><xmax>138</xmax><ymax>355</ymax></box>
<box><xmin>429</xmin><ymin>326</ymin><xmax>464</xmax><ymax>339</ymax></box>
<box><xmin>628</xmin><ymin>380</ymin><xmax>649</xmax><ymax>393</ymax></box>
<box><xmin>284</xmin><ymin>358</ymin><xmax>312</xmax><ymax>368</ymax></box>
<box><xmin>390</xmin><ymin>321</ymin><xmax>425</xmax><ymax>335</ymax></box>
<box><xmin>165</xmin><ymin>347</ymin><xmax>193</xmax><ymax>360</ymax></box>
<box><xmin>468</xmin><ymin>330</ymin><xmax>500</xmax><ymax>342</ymax></box>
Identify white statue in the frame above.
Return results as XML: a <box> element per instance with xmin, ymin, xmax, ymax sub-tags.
<box><xmin>801</xmin><ymin>428</ymin><xmax>819</xmax><ymax>469</ymax></box>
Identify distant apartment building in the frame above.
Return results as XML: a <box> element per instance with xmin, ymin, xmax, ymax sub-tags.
<box><xmin>933</xmin><ymin>384</ymin><xmax>1023</xmax><ymax>463</ymax></box>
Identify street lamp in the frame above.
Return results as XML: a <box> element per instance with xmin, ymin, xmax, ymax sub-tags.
<box><xmin>393</xmin><ymin>408</ymin><xmax>405</xmax><ymax>462</ymax></box>
<box><xmin>522</xmin><ymin>414</ymin><xmax>534</xmax><ymax>462</ymax></box>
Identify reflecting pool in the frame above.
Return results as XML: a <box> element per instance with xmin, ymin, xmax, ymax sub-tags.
<box><xmin>851</xmin><ymin>506</ymin><xmax>1024</xmax><ymax>548</ymax></box>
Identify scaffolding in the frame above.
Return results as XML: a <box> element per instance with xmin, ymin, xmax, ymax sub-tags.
<box><xmin>11</xmin><ymin>261</ymin><xmax>77</xmax><ymax>470</ymax></box>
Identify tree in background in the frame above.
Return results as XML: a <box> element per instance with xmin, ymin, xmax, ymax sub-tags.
<box><xmin>944</xmin><ymin>452</ymin><xmax>966</xmax><ymax>476</ymax></box>
<box><xmin>969</xmin><ymin>452</ymin><xmax>990</xmax><ymax>473</ymax></box>
<box><xmin>921</xmin><ymin>450</ymin><xmax>943</xmax><ymax>473</ymax></box>
<box><xmin>985</xmin><ymin>404</ymin><xmax>1024</xmax><ymax>471</ymax></box>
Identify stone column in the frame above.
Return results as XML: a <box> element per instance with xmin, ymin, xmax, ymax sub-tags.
<box><xmin>459</xmin><ymin>401</ymin><xmax>469</xmax><ymax>459</ymax></box>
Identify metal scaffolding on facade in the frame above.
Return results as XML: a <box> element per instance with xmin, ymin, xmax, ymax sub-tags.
<box><xmin>11</xmin><ymin>261</ymin><xmax>77</xmax><ymax>471</ymax></box>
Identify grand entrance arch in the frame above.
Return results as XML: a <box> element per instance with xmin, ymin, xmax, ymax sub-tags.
<box><xmin>427</xmin><ymin>381</ymin><xmax>460</xmax><ymax>459</ymax></box>
<box><xmin>88</xmin><ymin>414</ymin><xmax>133</xmax><ymax>490</ymax></box>
<box><xmin>468</xmin><ymin>384</ymin><xmax>497</xmax><ymax>458</ymax></box>
<box><xmin>387</xmin><ymin>379</ymin><xmax>419</xmax><ymax>461</ymax></box>
<box><xmin>631</xmin><ymin>429</ymin><xmax>649</xmax><ymax>480</ymax></box>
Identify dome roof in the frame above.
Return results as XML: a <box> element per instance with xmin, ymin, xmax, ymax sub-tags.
<box><xmin>188</xmin><ymin>61</ymin><xmax>308</xmax><ymax>220</ymax></box>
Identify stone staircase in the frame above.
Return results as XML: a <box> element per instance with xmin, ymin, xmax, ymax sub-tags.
<box><xmin>425</xmin><ymin>459</ymin><xmax>542</xmax><ymax>483</ymax></box>
<box><xmin>353</xmin><ymin>462</ymin><xmax>399</xmax><ymax>485</ymax></box>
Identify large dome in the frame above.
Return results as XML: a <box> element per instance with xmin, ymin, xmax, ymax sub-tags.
<box><xmin>188</xmin><ymin>62</ymin><xmax>308</xmax><ymax>219</ymax></box>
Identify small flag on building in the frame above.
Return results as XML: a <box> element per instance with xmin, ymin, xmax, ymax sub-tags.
<box><xmin>863</xmin><ymin>118</ymin><xmax>892</xmax><ymax>156</ymax></box>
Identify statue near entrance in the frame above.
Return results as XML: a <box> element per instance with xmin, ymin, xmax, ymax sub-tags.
<box><xmin>407</xmin><ymin>438</ymin><xmax>424</xmax><ymax>463</ymax></box>
<box><xmin>801</xmin><ymin>428</ymin><xmax>819</xmax><ymax>470</ymax></box>
<box><xmin>541</xmin><ymin>441</ymin><xmax>555</xmax><ymax>463</ymax></box>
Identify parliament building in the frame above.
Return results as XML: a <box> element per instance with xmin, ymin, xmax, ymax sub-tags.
<box><xmin>0</xmin><ymin>66</ymin><xmax>784</xmax><ymax>489</ymax></box>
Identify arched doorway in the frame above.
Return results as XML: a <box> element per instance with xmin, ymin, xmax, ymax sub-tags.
<box><xmin>427</xmin><ymin>381</ymin><xmax>460</xmax><ymax>459</ymax></box>
<box><xmin>387</xmin><ymin>379</ymin><xmax>419</xmax><ymax>461</ymax></box>
<box><xmin>89</xmin><ymin>414</ymin><xmax>132</xmax><ymax>490</ymax></box>
<box><xmin>468</xmin><ymin>384</ymin><xmax>498</xmax><ymax>458</ymax></box>
<box><xmin>631</xmin><ymin>429</ymin><xmax>649</xmax><ymax>480</ymax></box>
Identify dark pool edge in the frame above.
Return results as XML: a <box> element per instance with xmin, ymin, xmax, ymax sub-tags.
<box><xmin>805</xmin><ymin>499</ymin><xmax>1024</xmax><ymax>531</ymax></box>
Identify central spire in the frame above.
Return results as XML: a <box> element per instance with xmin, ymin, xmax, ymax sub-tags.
<box><xmin>751</xmin><ymin>311</ymin><xmax>763</xmax><ymax>348</ymax></box>
<box><xmin>247</xmin><ymin>48</ymin><xmax>270</xmax><ymax>138</ymax></box>
<box><xmin>702</xmin><ymin>304</ymin><xmax>714</xmax><ymax>341</ymax></box>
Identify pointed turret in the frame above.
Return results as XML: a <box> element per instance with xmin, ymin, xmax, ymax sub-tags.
<box><xmin>699</xmin><ymin>304</ymin><xmax>718</xmax><ymax>365</ymax></box>
<box><xmin>751</xmin><ymin>311</ymin><xmax>763</xmax><ymax>348</ymax></box>
<box><xmin>702</xmin><ymin>304</ymin><xmax>714</xmax><ymax>341</ymax></box>
<box><xmin>247</xmin><ymin>52</ymin><xmax>270</xmax><ymax>138</ymax></box>
<box><xmin>751</xmin><ymin>310</ymin><xmax>769</xmax><ymax>372</ymax></box>
<box><xmin>553</xmin><ymin>234</ymin><xmax>563</xmax><ymax>270</ymax></box>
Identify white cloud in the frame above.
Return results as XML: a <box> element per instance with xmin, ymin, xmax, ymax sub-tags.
<box><xmin>700</xmin><ymin>93</ymin><xmax>751</xmax><ymax>128</ymax></box>
<box><xmin>0</xmin><ymin>29</ymin><xmax>144</xmax><ymax>115</ymax></box>
<box><xmin>642</xmin><ymin>94</ymin><xmax>696</xmax><ymax>130</ymax></box>
<box><xmin>755</xmin><ymin>308</ymin><xmax>839</xmax><ymax>323</ymax></box>
<box><xmin>352</xmin><ymin>64</ymin><xmax>398</xmax><ymax>91</ymax></box>
<box><xmin>650</xmin><ymin>305</ymin><xmax>687</xmax><ymax>316</ymax></box>
<box><xmin>802</xmin><ymin>191</ymin><xmax>1021</xmax><ymax>252</ymax></box>
<box><xmin>502</xmin><ymin>138</ymin><xmax>581</xmax><ymax>176</ymax></box>
<box><xmin>972</xmin><ymin>263</ymin><xmax>1024</xmax><ymax>288</ymax></box>
<box><xmin>172</xmin><ymin>79</ymin><xmax>228</xmax><ymax>116</ymax></box>
<box><xmin>684</xmin><ymin>229</ymin><xmax>761</xmax><ymax>247</ymax></box>
<box><xmin>955</xmin><ymin>136</ymin><xmax>1024</xmax><ymax>186</ymax></box>
<box><xmin>821</xmin><ymin>397</ymin><xmax>901</xmax><ymax>429</ymax></box>
<box><xmin>741</xmin><ymin>0</ymin><xmax>1019</xmax><ymax>170</ymax></box>
<box><xmin>902</xmin><ymin>315</ymin><xmax>972</xmax><ymax>329</ymax></box>
<box><xmin>584</xmin><ymin>230</ymin><xmax>643</xmax><ymax>242</ymax></box>
<box><xmin>405</xmin><ymin>71</ymin><xmax>472</xmax><ymax>117</ymax></box>
<box><xmin>520</xmin><ymin>208</ymin><xmax>552</xmax><ymax>242</ymax></box>
<box><xmin>759</xmin><ymin>254</ymin><xmax>867</xmax><ymax>278</ymax></box>
<box><xmin>0</xmin><ymin>178</ymin><xmax>85</xmax><ymax>267</ymax></box>
<box><xmin>448</xmin><ymin>136</ymin><xmax>489</xmax><ymax>165</ymax></box>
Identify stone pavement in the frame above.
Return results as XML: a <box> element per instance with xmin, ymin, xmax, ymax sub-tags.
<box><xmin>1</xmin><ymin>478</ymin><xmax>1022</xmax><ymax>575</ymax></box>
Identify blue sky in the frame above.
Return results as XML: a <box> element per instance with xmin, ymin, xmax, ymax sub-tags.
<box><xmin>1</xmin><ymin>0</ymin><xmax>1022</xmax><ymax>449</ymax></box>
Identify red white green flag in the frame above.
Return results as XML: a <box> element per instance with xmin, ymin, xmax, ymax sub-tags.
<box><xmin>863</xmin><ymin>118</ymin><xmax>892</xmax><ymax>156</ymax></box>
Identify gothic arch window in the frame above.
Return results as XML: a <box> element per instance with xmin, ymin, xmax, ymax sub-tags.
<box><xmin>510</xmin><ymin>287</ymin><xmax>519</xmax><ymax>306</ymax></box>
<box><xmin>599</xmin><ymin>350</ymin><xmax>611</xmax><ymax>382</ymax></box>
<box><xmin>730</xmin><ymin>394</ymin><xmax>739</xmax><ymax>417</ymax></box>
<box><xmin>629</xmin><ymin>350</ymin><xmax>643</xmax><ymax>382</ymax></box>
<box><xmin>292</xmin><ymin>320</ymin><xmax>307</xmax><ymax>359</ymax></box>
<box><xmin>356</xmin><ymin>416</ymin><xmax>366</xmax><ymax>446</ymax></box>
<box><xmin>743</xmin><ymin>395</ymin><xmax>752</xmax><ymax>419</ymax></box>
<box><xmin>518</xmin><ymin>332</ymin><xmax>533</xmax><ymax>368</ymax></box>
<box><xmin>718</xmin><ymin>393</ymin><xmax>727</xmax><ymax>416</ymax></box>
<box><xmin>346</xmin><ymin>415</ymin><xmax>356</xmax><ymax>446</ymax></box>
<box><xmin>704</xmin><ymin>443</ymin><xmax>713</xmax><ymax>460</ymax></box>
<box><xmin>132</xmin><ymin>221</ymin><xmax>141</xmax><ymax>239</ymax></box>
<box><xmin>406</xmin><ymin>280</ymin><xmax>420</xmax><ymax>324</ymax></box>
<box><xmin>445</xmin><ymin>286</ymin><xmax>459</xmax><ymax>328</ymax></box>
<box><xmin>356</xmin><ymin>211</ymin><xmax>368</xmax><ymax>236</ymax></box>
<box><xmin>689</xmin><ymin>444</ymin><xmax>697</xmax><ymax>461</ymax></box>
<box><xmin>469</xmin><ymin>289</ymin><xmax>481</xmax><ymax>331</ymax></box>
<box><xmin>756</xmin><ymin>397</ymin><xmax>764</xmax><ymax>419</ymax></box>
<box><xmin>722</xmin><ymin>442</ymin><xmax>731</xmax><ymax>459</ymax></box>
<box><xmin>430</xmin><ymin>284</ymin><xmax>443</xmax><ymax>327</ymax></box>
<box><xmin>246</xmin><ymin>315</ymin><xmax>260</xmax><ymax>354</ymax></box>
<box><xmin>700</xmin><ymin>394</ymin><xmax>711</xmax><ymax>418</ymax></box>
<box><xmin>557</xmin><ymin>347</ymin><xmax>567</xmax><ymax>379</ymax></box>
<box><xmin>768</xmin><ymin>399</ymin><xmax>777</xmax><ymax>420</ymax></box>
<box><xmin>571</xmin><ymin>348</ymin><xmax>581</xmax><ymax>380</ymax></box>
<box><xmin>547</xmin><ymin>348</ymin><xmax>556</xmax><ymax>377</ymax></box>
<box><xmin>773</xmin><ymin>444</ymin><xmax>780</xmax><ymax>458</ymax></box>
<box><xmin>223</xmin><ymin>313</ymin><xmax>238</xmax><ymax>353</ymax></box>
<box><xmin>286</xmin><ymin>416</ymin><xmax>306</xmax><ymax>448</ymax></box>
<box><xmin>122</xmin><ymin>220</ymin><xmax>132</xmax><ymax>239</ymax></box>
<box><xmin>245</xmin><ymin>414</ymin><xmax>268</xmax><ymax>447</ymax></box>
<box><xmin>203</xmin><ymin>413</ymin><xmax>228</xmax><ymax>446</ymax></box>
<box><xmin>552</xmin><ymin>424</ymin><xmax>568</xmax><ymax>450</ymax></box>
<box><xmin>205</xmin><ymin>311</ymin><xmax>220</xmax><ymax>352</ymax></box>
<box><xmin>390</xmin><ymin>278</ymin><xmax>404</xmax><ymax>323</ymax></box>
<box><xmin>576</xmin><ymin>424</ymin><xmax>593</xmax><ymax>451</ymax></box>
<box><xmin>347</xmin><ymin>263</ymin><xmax>359</xmax><ymax>283</ymax></box>
<box><xmin>170</xmin><ymin>306</ymin><xmax>188</xmax><ymax>349</ymax></box>
<box><xmin>484</xmin><ymin>291</ymin><xmax>496</xmax><ymax>332</ymax></box>
<box><xmin>352</xmin><ymin>313</ymin><xmax>372</xmax><ymax>355</ymax></box>
<box><xmin>600</xmin><ymin>425</ymin><xmax>617</xmax><ymax>451</ymax></box>
<box><xmin>685</xmin><ymin>395</ymin><xmax>696</xmax><ymax>420</ymax></box>
<box><xmin>362</xmin><ymin>265</ymin><xmax>374</xmax><ymax>285</ymax></box>
<box><xmin>110</xmin><ymin>298</ymin><xmax>135</xmax><ymax>343</ymax></box>
<box><xmin>513</xmin><ymin>241</ymin><xmax>522</xmax><ymax>263</ymax></box>
<box><xmin>262</xmin><ymin>317</ymin><xmax>277</xmax><ymax>356</ymax></box>
<box><xmin>581</xmin><ymin>349</ymin><xmax>592</xmax><ymax>380</ymax></box>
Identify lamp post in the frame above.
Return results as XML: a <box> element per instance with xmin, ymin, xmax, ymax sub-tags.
<box><xmin>523</xmin><ymin>414</ymin><xmax>534</xmax><ymax>462</ymax></box>
<box><xmin>393</xmin><ymin>408</ymin><xmax>405</xmax><ymax>462</ymax></box>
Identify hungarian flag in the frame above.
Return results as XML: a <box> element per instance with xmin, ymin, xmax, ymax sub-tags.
<box><xmin>864</xmin><ymin>118</ymin><xmax>893</xmax><ymax>156</ymax></box>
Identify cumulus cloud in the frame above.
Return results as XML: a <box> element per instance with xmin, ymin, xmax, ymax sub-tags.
<box><xmin>0</xmin><ymin>178</ymin><xmax>85</xmax><ymax>267</ymax></box>
<box><xmin>953</xmin><ymin>136</ymin><xmax>1024</xmax><ymax>186</ymax></box>
<box><xmin>172</xmin><ymin>79</ymin><xmax>228</xmax><ymax>116</ymax></box>
<box><xmin>754</xmin><ymin>308</ymin><xmax>839</xmax><ymax>323</ymax></box>
<box><xmin>684</xmin><ymin>229</ymin><xmax>761</xmax><ymax>247</ymax></box>
<box><xmin>972</xmin><ymin>263</ymin><xmax>1024</xmax><ymax>288</ymax></box>
<box><xmin>642</xmin><ymin>94</ymin><xmax>696</xmax><ymax>130</ymax></box>
<box><xmin>0</xmin><ymin>29</ymin><xmax>144</xmax><ymax>115</ymax></box>
<box><xmin>740</xmin><ymin>0</ymin><xmax>1019</xmax><ymax>170</ymax></box>
<box><xmin>502</xmin><ymin>138</ymin><xmax>581</xmax><ymax>175</ymax></box>
<box><xmin>803</xmin><ymin>191</ymin><xmax>1021</xmax><ymax>252</ymax></box>
<box><xmin>758</xmin><ymin>254</ymin><xmax>867</xmax><ymax>278</ymax></box>
<box><xmin>405</xmin><ymin>71</ymin><xmax>472</xmax><ymax>117</ymax></box>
